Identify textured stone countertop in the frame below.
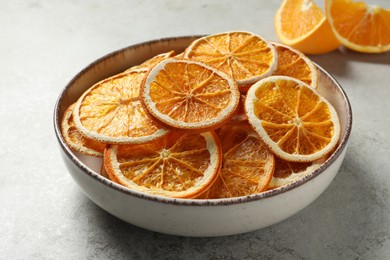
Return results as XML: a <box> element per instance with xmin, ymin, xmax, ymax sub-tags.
<box><xmin>1</xmin><ymin>0</ymin><xmax>389</xmax><ymax>259</ymax></box>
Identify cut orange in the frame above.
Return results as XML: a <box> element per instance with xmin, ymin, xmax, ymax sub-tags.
<box><xmin>183</xmin><ymin>31</ymin><xmax>277</xmax><ymax>89</ymax></box>
<box><xmin>140</xmin><ymin>58</ymin><xmax>240</xmax><ymax>131</ymax></box>
<box><xmin>73</xmin><ymin>69</ymin><xmax>168</xmax><ymax>144</ymax></box>
<box><xmin>104</xmin><ymin>131</ymin><xmax>221</xmax><ymax>198</ymax></box>
<box><xmin>61</xmin><ymin>103</ymin><xmax>106</xmax><ymax>157</ymax></box>
<box><xmin>272</xmin><ymin>42</ymin><xmax>318</xmax><ymax>89</ymax></box>
<box><xmin>199</xmin><ymin>122</ymin><xmax>274</xmax><ymax>199</ymax></box>
<box><xmin>326</xmin><ymin>0</ymin><xmax>390</xmax><ymax>53</ymax></box>
<box><xmin>275</xmin><ymin>0</ymin><xmax>341</xmax><ymax>54</ymax></box>
<box><xmin>125</xmin><ymin>51</ymin><xmax>175</xmax><ymax>72</ymax></box>
<box><xmin>245</xmin><ymin>76</ymin><xmax>340</xmax><ymax>162</ymax></box>
<box><xmin>267</xmin><ymin>157</ymin><xmax>322</xmax><ymax>190</ymax></box>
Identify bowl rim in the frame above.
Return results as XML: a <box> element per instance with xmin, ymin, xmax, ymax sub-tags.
<box><xmin>54</xmin><ymin>35</ymin><xmax>353</xmax><ymax>206</ymax></box>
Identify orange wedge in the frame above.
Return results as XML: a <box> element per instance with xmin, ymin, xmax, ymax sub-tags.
<box><xmin>104</xmin><ymin>131</ymin><xmax>221</xmax><ymax>198</ymax></box>
<box><xmin>61</xmin><ymin>103</ymin><xmax>106</xmax><ymax>157</ymax></box>
<box><xmin>125</xmin><ymin>51</ymin><xmax>175</xmax><ymax>71</ymax></box>
<box><xmin>73</xmin><ymin>69</ymin><xmax>168</xmax><ymax>144</ymax></box>
<box><xmin>275</xmin><ymin>0</ymin><xmax>341</xmax><ymax>54</ymax></box>
<box><xmin>140</xmin><ymin>58</ymin><xmax>240</xmax><ymax>131</ymax></box>
<box><xmin>245</xmin><ymin>76</ymin><xmax>341</xmax><ymax>162</ymax></box>
<box><xmin>272</xmin><ymin>42</ymin><xmax>318</xmax><ymax>89</ymax></box>
<box><xmin>199</xmin><ymin>122</ymin><xmax>274</xmax><ymax>199</ymax></box>
<box><xmin>183</xmin><ymin>31</ymin><xmax>277</xmax><ymax>89</ymax></box>
<box><xmin>326</xmin><ymin>0</ymin><xmax>390</xmax><ymax>53</ymax></box>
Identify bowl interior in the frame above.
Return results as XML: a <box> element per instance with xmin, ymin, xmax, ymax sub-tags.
<box><xmin>54</xmin><ymin>36</ymin><xmax>352</xmax><ymax>204</ymax></box>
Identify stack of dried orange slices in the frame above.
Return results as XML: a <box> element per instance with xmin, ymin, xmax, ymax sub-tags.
<box><xmin>61</xmin><ymin>31</ymin><xmax>341</xmax><ymax>199</ymax></box>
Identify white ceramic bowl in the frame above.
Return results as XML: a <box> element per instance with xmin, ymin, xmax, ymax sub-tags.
<box><xmin>54</xmin><ymin>36</ymin><xmax>352</xmax><ymax>237</ymax></box>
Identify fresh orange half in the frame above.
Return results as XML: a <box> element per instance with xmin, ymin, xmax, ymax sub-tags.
<box><xmin>245</xmin><ymin>76</ymin><xmax>341</xmax><ymax>162</ymax></box>
<box><xmin>272</xmin><ymin>42</ymin><xmax>318</xmax><ymax>89</ymax></box>
<box><xmin>104</xmin><ymin>131</ymin><xmax>222</xmax><ymax>198</ymax></box>
<box><xmin>267</xmin><ymin>157</ymin><xmax>322</xmax><ymax>190</ymax></box>
<box><xmin>199</xmin><ymin>122</ymin><xmax>274</xmax><ymax>199</ymax></box>
<box><xmin>140</xmin><ymin>58</ymin><xmax>240</xmax><ymax>131</ymax></box>
<box><xmin>275</xmin><ymin>0</ymin><xmax>341</xmax><ymax>54</ymax></box>
<box><xmin>61</xmin><ymin>103</ymin><xmax>106</xmax><ymax>157</ymax></box>
<box><xmin>125</xmin><ymin>51</ymin><xmax>175</xmax><ymax>72</ymax></box>
<box><xmin>73</xmin><ymin>69</ymin><xmax>168</xmax><ymax>144</ymax></box>
<box><xmin>326</xmin><ymin>0</ymin><xmax>390</xmax><ymax>53</ymax></box>
<box><xmin>183</xmin><ymin>31</ymin><xmax>278</xmax><ymax>88</ymax></box>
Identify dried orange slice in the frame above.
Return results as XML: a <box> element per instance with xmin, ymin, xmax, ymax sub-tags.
<box><xmin>199</xmin><ymin>122</ymin><xmax>274</xmax><ymax>199</ymax></box>
<box><xmin>272</xmin><ymin>42</ymin><xmax>318</xmax><ymax>89</ymax></box>
<box><xmin>267</xmin><ymin>157</ymin><xmax>322</xmax><ymax>190</ymax></box>
<box><xmin>61</xmin><ymin>103</ymin><xmax>106</xmax><ymax>157</ymax></box>
<box><xmin>183</xmin><ymin>31</ymin><xmax>277</xmax><ymax>88</ymax></box>
<box><xmin>73</xmin><ymin>69</ymin><xmax>168</xmax><ymax>144</ymax></box>
<box><xmin>104</xmin><ymin>131</ymin><xmax>222</xmax><ymax>198</ymax></box>
<box><xmin>245</xmin><ymin>76</ymin><xmax>341</xmax><ymax>162</ymax></box>
<box><xmin>275</xmin><ymin>0</ymin><xmax>341</xmax><ymax>54</ymax></box>
<box><xmin>140</xmin><ymin>58</ymin><xmax>240</xmax><ymax>131</ymax></box>
<box><xmin>125</xmin><ymin>51</ymin><xmax>175</xmax><ymax>72</ymax></box>
<box><xmin>174</xmin><ymin>52</ymin><xmax>185</xmax><ymax>59</ymax></box>
<box><xmin>326</xmin><ymin>0</ymin><xmax>390</xmax><ymax>53</ymax></box>
<box><xmin>230</xmin><ymin>94</ymin><xmax>248</xmax><ymax>122</ymax></box>
<box><xmin>100</xmin><ymin>160</ymin><xmax>109</xmax><ymax>178</ymax></box>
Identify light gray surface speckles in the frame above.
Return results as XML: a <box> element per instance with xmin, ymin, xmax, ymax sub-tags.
<box><xmin>1</xmin><ymin>0</ymin><xmax>390</xmax><ymax>259</ymax></box>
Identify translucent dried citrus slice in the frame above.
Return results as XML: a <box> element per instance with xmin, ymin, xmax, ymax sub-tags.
<box><xmin>267</xmin><ymin>157</ymin><xmax>322</xmax><ymax>190</ymax></box>
<box><xmin>326</xmin><ymin>0</ymin><xmax>390</xmax><ymax>53</ymax></box>
<box><xmin>61</xmin><ymin>103</ymin><xmax>106</xmax><ymax>157</ymax></box>
<box><xmin>271</xmin><ymin>42</ymin><xmax>318</xmax><ymax>89</ymax></box>
<box><xmin>245</xmin><ymin>76</ymin><xmax>341</xmax><ymax>162</ymax></box>
<box><xmin>199</xmin><ymin>122</ymin><xmax>274</xmax><ymax>199</ymax></box>
<box><xmin>73</xmin><ymin>69</ymin><xmax>168</xmax><ymax>144</ymax></box>
<box><xmin>230</xmin><ymin>94</ymin><xmax>248</xmax><ymax>122</ymax></box>
<box><xmin>104</xmin><ymin>131</ymin><xmax>222</xmax><ymax>198</ymax></box>
<box><xmin>183</xmin><ymin>31</ymin><xmax>277</xmax><ymax>88</ymax></box>
<box><xmin>125</xmin><ymin>51</ymin><xmax>175</xmax><ymax>72</ymax></box>
<box><xmin>140</xmin><ymin>58</ymin><xmax>240</xmax><ymax>131</ymax></box>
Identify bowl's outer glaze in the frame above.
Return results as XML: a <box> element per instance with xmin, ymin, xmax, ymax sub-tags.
<box><xmin>54</xmin><ymin>36</ymin><xmax>352</xmax><ymax>237</ymax></box>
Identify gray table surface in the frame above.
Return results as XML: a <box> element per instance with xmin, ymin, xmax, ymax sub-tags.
<box><xmin>1</xmin><ymin>0</ymin><xmax>389</xmax><ymax>259</ymax></box>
